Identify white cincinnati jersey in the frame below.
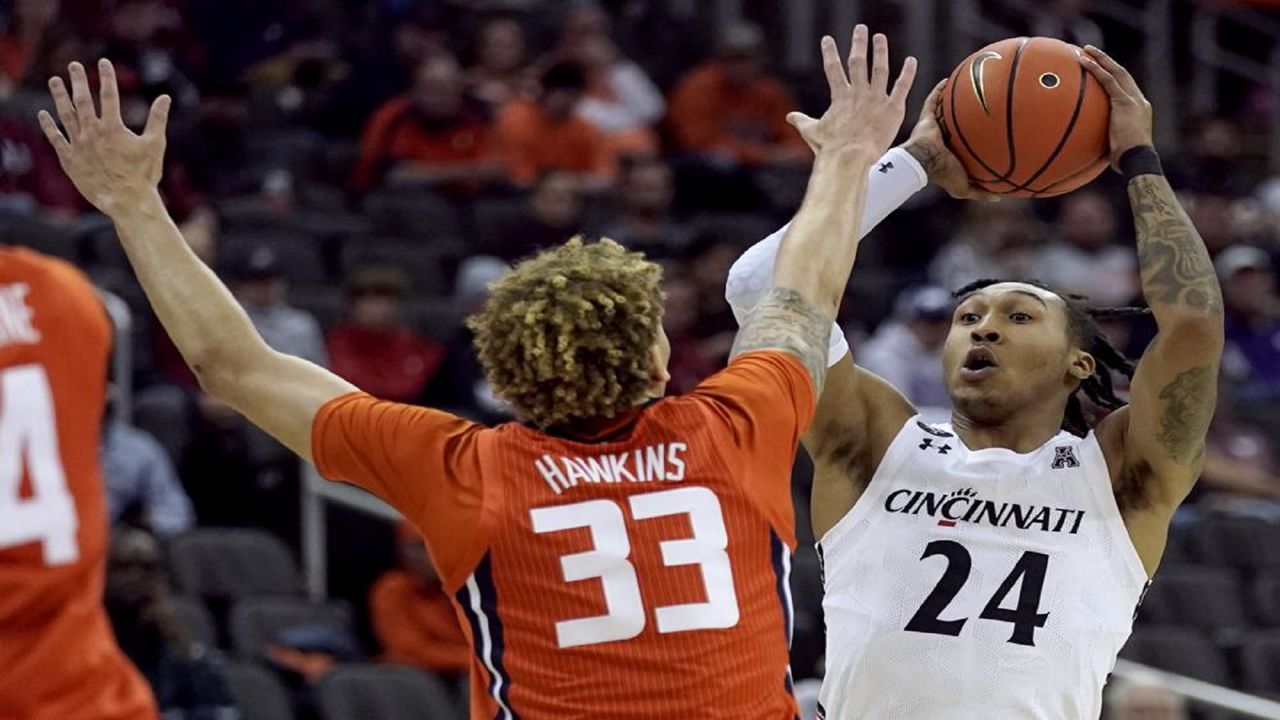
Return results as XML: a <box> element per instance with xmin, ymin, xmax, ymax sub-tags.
<box><xmin>817</xmin><ymin>417</ymin><xmax>1149</xmax><ymax>720</ymax></box>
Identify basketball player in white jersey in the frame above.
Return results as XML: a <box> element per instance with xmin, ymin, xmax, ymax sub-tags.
<box><xmin>727</xmin><ymin>46</ymin><xmax>1222</xmax><ymax>719</ymax></box>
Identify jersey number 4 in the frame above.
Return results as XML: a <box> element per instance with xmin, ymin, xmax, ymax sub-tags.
<box><xmin>0</xmin><ymin>364</ymin><xmax>79</xmax><ymax>565</ymax></box>
<box><xmin>905</xmin><ymin>539</ymin><xmax>1049</xmax><ymax>646</ymax></box>
<box><xmin>531</xmin><ymin>486</ymin><xmax>740</xmax><ymax>649</ymax></box>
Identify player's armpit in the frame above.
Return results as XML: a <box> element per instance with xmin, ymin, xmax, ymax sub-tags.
<box><xmin>730</xmin><ymin>287</ymin><xmax>830</xmax><ymax>394</ymax></box>
<box><xmin>198</xmin><ymin>345</ymin><xmax>357</xmax><ymax>464</ymax></box>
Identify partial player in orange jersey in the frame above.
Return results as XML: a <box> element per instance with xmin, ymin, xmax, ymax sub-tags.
<box><xmin>0</xmin><ymin>247</ymin><xmax>157</xmax><ymax>720</ymax></box>
<box><xmin>39</xmin><ymin>27</ymin><xmax>914</xmax><ymax>719</ymax></box>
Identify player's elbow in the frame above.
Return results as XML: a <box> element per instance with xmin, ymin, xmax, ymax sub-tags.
<box><xmin>190</xmin><ymin>342</ymin><xmax>268</xmax><ymax>401</ymax></box>
<box><xmin>1158</xmin><ymin>312</ymin><xmax>1225</xmax><ymax>357</ymax></box>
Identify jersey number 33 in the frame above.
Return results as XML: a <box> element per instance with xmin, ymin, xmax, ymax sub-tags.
<box><xmin>531</xmin><ymin>486</ymin><xmax>740</xmax><ymax>649</ymax></box>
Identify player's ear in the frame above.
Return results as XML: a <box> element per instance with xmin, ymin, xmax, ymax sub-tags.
<box><xmin>647</xmin><ymin>343</ymin><xmax>670</xmax><ymax>385</ymax></box>
<box><xmin>1067</xmin><ymin>348</ymin><xmax>1095</xmax><ymax>381</ymax></box>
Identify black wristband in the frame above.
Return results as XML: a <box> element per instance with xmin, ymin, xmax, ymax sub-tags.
<box><xmin>1119</xmin><ymin>145</ymin><xmax>1163</xmax><ymax>180</ymax></box>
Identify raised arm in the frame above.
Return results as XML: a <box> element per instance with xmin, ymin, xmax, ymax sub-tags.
<box><xmin>39</xmin><ymin>60</ymin><xmax>355</xmax><ymax>462</ymax></box>
<box><xmin>1082</xmin><ymin>48</ymin><xmax>1224</xmax><ymax>522</ymax></box>
<box><xmin>729</xmin><ymin>26</ymin><xmax>916</xmax><ymax>393</ymax></box>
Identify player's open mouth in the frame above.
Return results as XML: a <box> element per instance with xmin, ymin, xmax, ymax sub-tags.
<box><xmin>960</xmin><ymin>347</ymin><xmax>999</xmax><ymax>380</ymax></box>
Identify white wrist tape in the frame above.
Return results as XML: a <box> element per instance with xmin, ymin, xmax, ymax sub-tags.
<box><xmin>724</xmin><ymin>146</ymin><xmax>926</xmax><ymax>368</ymax></box>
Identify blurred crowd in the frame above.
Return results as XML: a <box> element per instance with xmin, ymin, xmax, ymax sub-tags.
<box><xmin>5</xmin><ymin>0</ymin><xmax>1280</xmax><ymax>718</ymax></box>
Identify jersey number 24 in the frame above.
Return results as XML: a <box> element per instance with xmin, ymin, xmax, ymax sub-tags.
<box><xmin>531</xmin><ymin>486</ymin><xmax>740</xmax><ymax>649</ymax></box>
<box><xmin>0</xmin><ymin>364</ymin><xmax>79</xmax><ymax>565</ymax></box>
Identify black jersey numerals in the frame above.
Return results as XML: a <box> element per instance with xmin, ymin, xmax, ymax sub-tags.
<box><xmin>904</xmin><ymin>540</ymin><xmax>1050</xmax><ymax>647</ymax></box>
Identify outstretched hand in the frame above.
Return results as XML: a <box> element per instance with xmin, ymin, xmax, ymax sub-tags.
<box><xmin>902</xmin><ymin>80</ymin><xmax>998</xmax><ymax>200</ymax></box>
<box><xmin>1079</xmin><ymin>45</ymin><xmax>1154</xmax><ymax>169</ymax></box>
<box><xmin>786</xmin><ymin>25</ymin><xmax>917</xmax><ymax>159</ymax></box>
<box><xmin>37</xmin><ymin>59</ymin><xmax>171</xmax><ymax>216</ymax></box>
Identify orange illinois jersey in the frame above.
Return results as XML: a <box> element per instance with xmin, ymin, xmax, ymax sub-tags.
<box><xmin>0</xmin><ymin>247</ymin><xmax>157</xmax><ymax>720</ymax></box>
<box><xmin>313</xmin><ymin>350</ymin><xmax>815</xmax><ymax>719</ymax></box>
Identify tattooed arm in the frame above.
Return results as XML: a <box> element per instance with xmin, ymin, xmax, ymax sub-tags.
<box><xmin>1082</xmin><ymin>49</ymin><xmax>1223</xmax><ymax>536</ymax></box>
<box><xmin>730</xmin><ymin>29</ymin><xmax>916</xmax><ymax>393</ymax></box>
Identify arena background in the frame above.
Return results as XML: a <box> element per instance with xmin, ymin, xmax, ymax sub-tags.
<box><xmin>6</xmin><ymin>0</ymin><xmax>1280</xmax><ymax>718</ymax></box>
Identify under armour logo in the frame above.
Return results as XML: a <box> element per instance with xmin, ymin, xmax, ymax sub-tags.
<box><xmin>877</xmin><ymin>160</ymin><xmax>894</xmax><ymax>173</ymax></box>
<box><xmin>919</xmin><ymin>438</ymin><xmax>952</xmax><ymax>454</ymax></box>
<box><xmin>1051</xmin><ymin>446</ymin><xmax>1080</xmax><ymax>469</ymax></box>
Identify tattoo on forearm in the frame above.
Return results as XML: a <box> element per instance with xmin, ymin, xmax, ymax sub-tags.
<box><xmin>731</xmin><ymin>288</ymin><xmax>830</xmax><ymax>393</ymax></box>
<box><xmin>903</xmin><ymin>140</ymin><xmax>944</xmax><ymax>179</ymax></box>
<box><xmin>1128</xmin><ymin>175</ymin><xmax>1223</xmax><ymax>315</ymax></box>
<box><xmin>1155</xmin><ymin>365</ymin><xmax>1215</xmax><ymax>465</ymax></box>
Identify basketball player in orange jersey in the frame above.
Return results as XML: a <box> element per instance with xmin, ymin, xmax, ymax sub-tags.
<box><xmin>38</xmin><ymin>26</ymin><xmax>915</xmax><ymax>719</ymax></box>
<box><xmin>0</xmin><ymin>248</ymin><xmax>158</xmax><ymax>720</ymax></box>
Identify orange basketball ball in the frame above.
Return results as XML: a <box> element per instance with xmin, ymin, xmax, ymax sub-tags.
<box><xmin>940</xmin><ymin>37</ymin><xmax>1111</xmax><ymax>198</ymax></box>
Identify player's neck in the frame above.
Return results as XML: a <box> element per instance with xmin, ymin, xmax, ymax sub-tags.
<box><xmin>949</xmin><ymin>408</ymin><xmax>1065</xmax><ymax>454</ymax></box>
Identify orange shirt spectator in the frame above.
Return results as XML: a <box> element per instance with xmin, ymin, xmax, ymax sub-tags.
<box><xmin>369</xmin><ymin>524</ymin><xmax>469</xmax><ymax>675</ymax></box>
<box><xmin>353</xmin><ymin>54</ymin><xmax>502</xmax><ymax>192</ymax></box>
<box><xmin>667</xmin><ymin>23</ymin><xmax>806</xmax><ymax>167</ymax></box>
<box><xmin>495</xmin><ymin>61</ymin><xmax>617</xmax><ymax>187</ymax></box>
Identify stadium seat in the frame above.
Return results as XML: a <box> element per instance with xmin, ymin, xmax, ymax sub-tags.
<box><xmin>467</xmin><ymin>195</ymin><xmax>528</xmax><ymax>250</ymax></box>
<box><xmin>315</xmin><ymin>664</ymin><xmax>459</xmax><ymax>720</ymax></box>
<box><xmin>1187</xmin><ymin>515</ymin><xmax>1280</xmax><ymax>571</ymax></box>
<box><xmin>1254</xmin><ymin>572</ymin><xmax>1280</xmax><ymax>626</ymax></box>
<box><xmin>363</xmin><ymin>187</ymin><xmax>463</xmax><ymax>241</ymax></box>
<box><xmin>229</xmin><ymin>597</ymin><xmax>355</xmax><ymax>660</ymax></box>
<box><xmin>1</xmin><ymin>214</ymin><xmax>77</xmax><ymax>259</ymax></box>
<box><xmin>340</xmin><ymin>239</ymin><xmax>454</xmax><ymax>297</ymax></box>
<box><xmin>1118</xmin><ymin>626</ymin><xmax>1230</xmax><ymax>684</ymax></box>
<box><xmin>225</xmin><ymin>661</ymin><xmax>295</xmax><ymax>720</ymax></box>
<box><xmin>220</xmin><ymin>229</ymin><xmax>328</xmax><ymax>287</ymax></box>
<box><xmin>1136</xmin><ymin>565</ymin><xmax>1249</xmax><ymax>632</ymax></box>
<box><xmin>168</xmin><ymin>528</ymin><xmax>302</xmax><ymax>601</ymax></box>
<box><xmin>1240</xmin><ymin>631</ymin><xmax>1280</xmax><ymax>693</ymax></box>
<box><xmin>169</xmin><ymin>596</ymin><xmax>218</xmax><ymax>648</ymax></box>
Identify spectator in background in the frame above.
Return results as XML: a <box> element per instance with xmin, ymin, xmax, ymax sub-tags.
<box><xmin>661</xmin><ymin>272</ymin><xmax>716</xmax><ymax>394</ymax></box>
<box><xmin>0</xmin><ymin>0</ymin><xmax>59</xmax><ymax>85</ymax></box>
<box><xmin>226</xmin><ymin>245</ymin><xmax>328</xmax><ymax>368</ymax></box>
<box><xmin>554</xmin><ymin>2</ymin><xmax>664</xmax><ymax>157</ymax></box>
<box><xmin>352</xmin><ymin>53</ymin><xmax>503</xmax><ymax>193</ymax></box>
<box><xmin>327</xmin><ymin>265</ymin><xmax>445</xmax><ymax>403</ymax></box>
<box><xmin>1219</xmin><ymin>246</ymin><xmax>1280</xmax><ymax>407</ymax></box>
<box><xmin>1104</xmin><ymin>676</ymin><xmax>1188</xmax><ymax>720</ymax></box>
<box><xmin>601</xmin><ymin>156</ymin><xmax>690</xmax><ymax>258</ymax></box>
<box><xmin>485</xmin><ymin>170</ymin><xmax>585</xmax><ymax>260</ymax></box>
<box><xmin>0</xmin><ymin>107</ymin><xmax>81</xmax><ymax>219</ymax></box>
<box><xmin>101</xmin><ymin>0</ymin><xmax>202</xmax><ymax>111</ymax></box>
<box><xmin>102</xmin><ymin>388</ymin><xmax>195</xmax><ymax>539</ymax></box>
<box><xmin>687</xmin><ymin>235</ymin><xmax>741</xmax><ymax>363</ymax></box>
<box><xmin>369</xmin><ymin>522</ymin><xmax>469</xmax><ymax>679</ymax></box>
<box><xmin>467</xmin><ymin>17</ymin><xmax>528</xmax><ymax>113</ymax></box>
<box><xmin>495</xmin><ymin>61</ymin><xmax>617</xmax><ymax>189</ymax></box>
<box><xmin>857</xmin><ymin>286</ymin><xmax>953</xmax><ymax>418</ymax></box>
<box><xmin>1167</xmin><ymin>117</ymin><xmax>1255</xmax><ymax>195</ymax></box>
<box><xmin>1028</xmin><ymin>0</ymin><xmax>1103</xmax><ymax>49</ymax></box>
<box><xmin>666</xmin><ymin>21</ymin><xmax>807</xmax><ymax>169</ymax></box>
<box><xmin>1199</xmin><ymin>379</ymin><xmax>1280</xmax><ymax>506</ymax></box>
<box><xmin>929</xmin><ymin>199</ymin><xmax>1041</xmax><ymax>292</ymax></box>
<box><xmin>1032</xmin><ymin>190</ymin><xmax>1136</xmax><ymax>306</ymax></box>
<box><xmin>423</xmin><ymin>255</ymin><xmax>512</xmax><ymax>423</ymax></box>
<box><xmin>106</xmin><ymin>527</ymin><xmax>242</xmax><ymax>720</ymax></box>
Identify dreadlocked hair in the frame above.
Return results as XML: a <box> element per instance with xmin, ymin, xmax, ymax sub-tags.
<box><xmin>952</xmin><ymin>279</ymin><xmax>1151</xmax><ymax>437</ymax></box>
<box><xmin>467</xmin><ymin>237</ymin><xmax>665</xmax><ymax>428</ymax></box>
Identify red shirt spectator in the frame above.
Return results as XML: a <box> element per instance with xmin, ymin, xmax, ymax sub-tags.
<box><xmin>666</xmin><ymin>23</ymin><xmax>806</xmax><ymax>167</ymax></box>
<box><xmin>353</xmin><ymin>54</ymin><xmax>502</xmax><ymax>192</ymax></box>
<box><xmin>494</xmin><ymin>61</ymin><xmax>617</xmax><ymax>187</ymax></box>
<box><xmin>369</xmin><ymin>523</ymin><xmax>469</xmax><ymax>675</ymax></box>
<box><xmin>0</xmin><ymin>115</ymin><xmax>81</xmax><ymax>216</ymax></box>
<box><xmin>326</xmin><ymin>266</ymin><xmax>445</xmax><ymax>402</ymax></box>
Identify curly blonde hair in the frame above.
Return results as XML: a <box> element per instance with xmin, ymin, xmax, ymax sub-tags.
<box><xmin>467</xmin><ymin>237</ymin><xmax>665</xmax><ymax>428</ymax></box>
